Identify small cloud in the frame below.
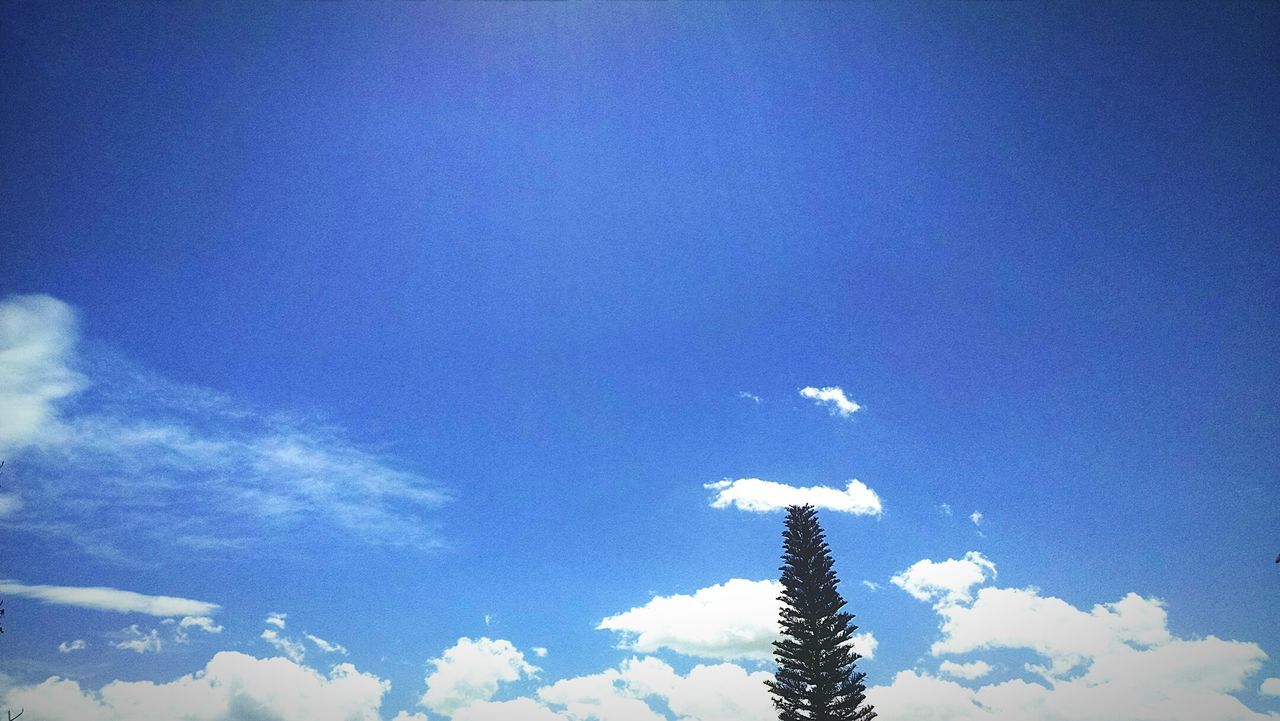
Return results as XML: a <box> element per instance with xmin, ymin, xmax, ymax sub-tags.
<box><xmin>969</xmin><ymin>511</ymin><xmax>983</xmax><ymax>527</ymax></box>
<box><xmin>862</xmin><ymin>580</ymin><xmax>881</xmax><ymax>592</ymax></box>
<box><xmin>737</xmin><ymin>391</ymin><xmax>762</xmax><ymax>404</ymax></box>
<box><xmin>306</xmin><ymin>633</ymin><xmax>349</xmax><ymax>655</ymax></box>
<box><xmin>891</xmin><ymin>551</ymin><xmax>998</xmax><ymax>607</ymax></box>
<box><xmin>483</xmin><ymin>613</ymin><xmax>495</xmax><ymax>626</ymax></box>
<box><xmin>531</xmin><ymin>646</ymin><xmax>548</xmax><ymax>658</ymax></box>
<box><xmin>261</xmin><ymin>627</ymin><xmax>305</xmax><ymax>663</ymax></box>
<box><xmin>1261</xmin><ymin>678</ymin><xmax>1280</xmax><ymax>696</ymax></box>
<box><xmin>706</xmin><ymin>477</ymin><xmax>883</xmax><ymax>516</ymax></box>
<box><xmin>179</xmin><ymin>615</ymin><xmax>224</xmax><ymax>634</ymax></box>
<box><xmin>938</xmin><ymin>503</ymin><xmax>953</xmax><ymax>516</ymax></box>
<box><xmin>57</xmin><ymin>639</ymin><xmax>86</xmax><ymax>653</ymax></box>
<box><xmin>265</xmin><ymin>612</ymin><xmax>287</xmax><ymax>629</ymax></box>
<box><xmin>113</xmin><ymin>624</ymin><xmax>163</xmax><ymax>654</ymax></box>
<box><xmin>799</xmin><ymin>386</ymin><xmax>861</xmax><ymax>417</ymax></box>
<box><xmin>939</xmin><ymin>660</ymin><xmax>993</xmax><ymax>680</ymax></box>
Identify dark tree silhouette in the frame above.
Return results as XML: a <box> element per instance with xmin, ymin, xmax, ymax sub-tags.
<box><xmin>766</xmin><ymin>505</ymin><xmax>875</xmax><ymax>721</ymax></box>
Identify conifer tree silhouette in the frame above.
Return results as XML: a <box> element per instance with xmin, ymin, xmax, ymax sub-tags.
<box><xmin>767</xmin><ymin>504</ymin><xmax>875</xmax><ymax>721</ymax></box>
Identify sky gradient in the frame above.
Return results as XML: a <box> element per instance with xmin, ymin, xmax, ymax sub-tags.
<box><xmin>1</xmin><ymin>3</ymin><xmax>1278</xmax><ymax>720</ymax></box>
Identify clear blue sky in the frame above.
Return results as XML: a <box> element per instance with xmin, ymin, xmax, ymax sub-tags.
<box><xmin>1</xmin><ymin>4</ymin><xmax>1277</xmax><ymax>720</ymax></box>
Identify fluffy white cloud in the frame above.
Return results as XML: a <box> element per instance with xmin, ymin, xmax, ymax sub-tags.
<box><xmin>598</xmin><ymin>578</ymin><xmax>876</xmax><ymax>662</ymax></box>
<box><xmin>535</xmin><ymin>656</ymin><xmax>775</xmax><ymax>721</ymax></box>
<box><xmin>598</xmin><ymin>579</ymin><xmax>781</xmax><ymax>661</ymax></box>
<box><xmin>0</xmin><ymin>579</ymin><xmax>219</xmax><ymax>618</ymax></box>
<box><xmin>1</xmin><ymin>294</ymin><xmax>448</xmax><ymax>558</ymax></box>
<box><xmin>969</xmin><ymin>511</ymin><xmax>983</xmax><ymax>527</ymax></box>
<box><xmin>0</xmin><ymin>651</ymin><xmax>389</xmax><ymax>721</ymax></box>
<box><xmin>890</xmin><ymin>551</ymin><xmax>997</xmax><ymax>606</ymax></box>
<box><xmin>453</xmin><ymin>698</ymin><xmax>570</xmax><ymax>721</ymax></box>
<box><xmin>799</xmin><ymin>386</ymin><xmax>861</xmax><ymax>417</ymax></box>
<box><xmin>57</xmin><ymin>639</ymin><xmax>87</xmax><ymax>653</ymax></box>
<box><xmin>1261</xmin><ymin>678</ymin><xmax>1280</xmax><ymax>696</ymax></box>
<box><xmin>938</xmin><ymin>660</ymin><xmax>992</xmax><ymax>680</ymax></box>
<box><xmin>875</xmin><ymin>553</ymin><xmax>1277</xmax><ymax>720</ymax></box>
<box><xmin>0</xmin><ymin>294</ymin><xmax>84</xmax><ymax>455</ymax></box>
<box><xmin>931</xmin><ymin>588</ymin><xmax>1174</xmax><ymax>677</ymax></box>
<box><xmin>419</xmin><ymin>637</ymin><xmax>539</xmax><ymax>716</ymax></box>
<box><xmin>705</xmin><ymin>478</ymin><xmax>882</xmax><ymax>516</ymax></box>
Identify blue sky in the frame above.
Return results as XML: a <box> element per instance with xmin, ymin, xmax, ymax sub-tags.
<box><xmin>1</xmin><ymin>3</ymin><xmax>1278</xmax><ymax>720</ymax></box>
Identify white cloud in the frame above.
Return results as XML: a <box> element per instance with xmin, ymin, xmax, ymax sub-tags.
<box><xmin>862</xmin><ymin>580</ymin><xmax>880</xmax><ymax>592</ymax></box>
<box><xmin>874</xmin><ymin>553</ymin><xmax>1277</xmax><ymax>720</ymax></box>
<box><xmin>58</xmin><ymin>639</ymin><xmax>87</xmax><ymax>653</ymax></box>
<box><xmin>307</xmin><ymin>633</ymin><xmax>349</xmax><ymax>655</ymax></box>
<box><xmin>737</xmin><ymin>391</ymin><xmax>762</xmax><ymax>404</ymax></box>
<box><xmin>705</xmin><ymin>477</ymin><xmax>883</xmax><ymax>516</ymax></box>
<box><xmin>598</xmin><ymin>578</ymin><xmax>876</xmax><ymax>662</ymax></box>
<box><xmin>598</xmin><ymin>579</ymin><xmax>782</xmax><ymax>661</ymax></box>
<box><xmin>0</xmin><ymin>579</ymin><xmax>219</xmax><ymax>617</ymax></box>
<box><xmin>266</xmin><ymin>612</ymin><xmax>288</xmax><ymax>629</ymax></box>
<box><xmin>1260</xmin><ymin>678</ymin><xmax>1280</xmax><ymax>696</ymax></box>
<box><xmin>453</xmin><ymin>698</ymin><xmax>569</xmax><ymax>721</ymax></box>
<box><xmin>419</xmin><ymin>637</ymin><xmax>539</xmax><ymax>716</ymax></box>
<box><xmin>531</xmin><ymin>646</ymin><xmax>548</xmax><ymax>658</ymax></box>
<box><xmin>0</xmin><ymin>650</ymin><xmax>389</xmax><ymax>721</ymax></box>
<box><xmin>969</xmin><ymin>511</ymin><xmax>983</xmax><ymax>526</ymax></box>
<box><xmin>799</xmin><ymin>386</ymin><xmax>861</xmax><ymax>417</ymax></box>
<box><xmin>0</xmin><ymin>294</ymin><xmax>85</xmax><ymax>455</ymax></box>
<box><xmin>938</xmin><ymin>503</ymin><xmax>953</xmax><ymax>516</ymax></box>
<box><xmin>890</xmin><ymin>551</ymin><xmax>997</xmax><ymax>607</ymax></box>
<box><xmin>0</xmin><ymin>294</ymin><xmax>449</xmax><ymax>558</ymax></box>
<box><xmin>938</xmin><ymin>660</ymin><xmax>992</xmax><ymax>680</ymax></box>
<box><xmin>179</xmin><ymin>616</ymin><xmax>223</xmax><ymax>634</ymax></box>
<box><xmin>112</xmin><ymin>625</ymin><xmax>163</xmax><ymax>654</ymax></box>
<box><xmin>262</xmin><ymin>628</ymin><xmax>307</xmax><ymax>663</ymax></box>
<box><xmin>533</xmin><ymin>656</ymin><xmax>776</xmax><ymax>721</ymax></box>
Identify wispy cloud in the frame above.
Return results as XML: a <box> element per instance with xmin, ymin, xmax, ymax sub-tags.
<box><xmin>736</xmin><ymin>391</ymin><xmax>762</xmax><ymax>404</ymax></box>
<box><xmin>57</xmin><ymin>639</ymin><xmax>87</xmax><ymax>653</ymax></box>
<box><xmin>970</xmin><ymin>510</ymin><xmax>984</xmax><ymax>527</ymax></box>
<box><xmin>0</xmin><ymin>294</ymin><xmax>450</xmax><ymax>559</ymax></box>
<box><xmin>705</xmin><ymin>477</ymin><xmax>883</xmax><ymax>516</ymax></box>
<box><xmin>306</xmin><ymin>633</ymin><xmax>349</xmax><ymax>655</ymax></box>
<box><xmin>799</xmin><ymin>386</ymin><xmax>861</xmax><ymax>417</ymax></box>
<box><xmin>0</xmin><ymin>579</ymin><xmax>219</xmax><ymax>617</ymax></box>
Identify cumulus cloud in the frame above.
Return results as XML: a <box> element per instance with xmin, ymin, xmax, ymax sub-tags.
<box><xmin>873</xmin><ymin>553</ymin><xmax>1277</xmax><ymax>720</ymax></box>
<box><xmin>890</xmin><ymin>551</ymin><xmax>997</xmax><ymax>607</ymax></box>
<box><xmin>799</xmin><ymin>386</ymin><xmax>861</xmax><ymax>417</ymax></box>
<box><xmin>0</xmin><ymin>294</ymin><xmax>85</xmax><ymax>455</ymax></box>
<box><xmin>938</xmin><ymin>660</ymin><xmax>993</xmax><ymax>680</ymax></box>
<box><xmin>598</xmin><ymin>579</ymin><xmax>782</xmax><ymax>661</ymax></box>
<box><xmin>0</xmin><ymin>294</ymin><xmax>449</xmax><ymax>559</ymax></box>
<box><xmin>705</xmin><ymin>478</ymin><xmax>883</xmax><ymax>516</ymax></box>
<box><xmin>1261</xmin><ymin>678</ymin><xmax>1280</xmax><ymax>696</ymax></box>
<box><xmin>58</xmin><ymin>639</ymin><xmax>87</xmax><ymax>653</ymax></box>
<box><xmin>0</xmin><ymin>650</ymin><xmax>389</xmax><ymax>721</ymax></box>
<box><xmin>534</xmin><ymin>656</ymin><xmax>775</xmax><ymax>721</ymax></box>
<box><xmin>598</xmin><ymin>578</ymin><xmax>876</xmax><ymax>662</ymax></box>
<box><xmin>419</xmin><ymin>637</ymin><xmax>540</xmax><ymax>716</ymax></box>
<box><xmin>0</xmin><ymin>579</ymin><xmax>219</xmax><ymax>617</ymax></box>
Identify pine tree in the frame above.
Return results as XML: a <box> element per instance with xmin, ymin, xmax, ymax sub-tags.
<box><xmin>767</xmin><ymin>504</ymin><xmax>875</xmax><ymax>721</ymax></box>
